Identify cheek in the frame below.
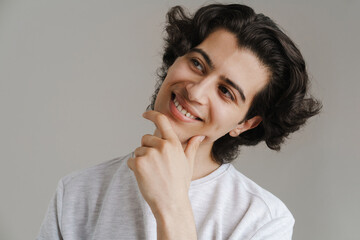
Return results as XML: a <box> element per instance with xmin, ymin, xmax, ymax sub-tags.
<box><xmin>167</xmin><ymin>61</ymin><xmax>192</xmax><ymax>81</ymax></box>
<box><xmin>153</xmin><ymin>89</ymin><xmax>164</xmax><ymax>111</ymax></box>
<box><xmin>211</xmin><ymin>106</ymin><xmax>244</xmax><ymax>132</ymax></box>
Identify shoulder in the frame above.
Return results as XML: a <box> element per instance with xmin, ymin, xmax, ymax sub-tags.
<box><xmin>190</xmin><ymin>164</ymin><xmax>294</xmax><ymax>239</ymax></box>
<box><xmin>59</xmin><ymin>152</ymin><xmax>133</xmax><ymax>193</ymax></box>
<box><xmin>227</xmin><ymin>165</ymin><xmax>294</xmax><ymax>221</ymax></box>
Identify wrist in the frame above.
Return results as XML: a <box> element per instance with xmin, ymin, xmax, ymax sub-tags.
<box><xmin>153</xmin><ymin>196</ymin><xmax>189</xmax><ymax>220</ymax></box>
<box><xmin>153</xmin><ymin>198</ymin><xmax>197</xmax><ymax>239</ymax></box>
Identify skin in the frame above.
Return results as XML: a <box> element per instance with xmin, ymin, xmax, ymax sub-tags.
<box><xmin>127</xmin><ymin>29</ymin><xmax>269</xmax><ymax>239</ymax></box>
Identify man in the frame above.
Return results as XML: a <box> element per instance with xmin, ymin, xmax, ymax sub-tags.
<box><xmin>38</xmin><ymin>4</ymin><xmax>321</xmax><ymax>239</ymax></box>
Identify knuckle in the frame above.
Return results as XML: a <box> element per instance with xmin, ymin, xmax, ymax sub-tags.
<box><xmin>133</xmin><ymin>158</ymin><xmax>143</xmax><ymax>171</ymax></box>
<box><xmin>134</xmin><ymin>157</ymin><xmax>146</xmax><ymax>170</ymax></box>
<box><xmin>147</xmin><ymin>147</ymin><xmax>157</xmax><ymax>156</ymax></box>
<box><xmin>134</xmin><ymin>147</ymin><xmax>142</xmax><ymax>156</ymax></box>
<box><xmin>127</xmin><ymin>158</ymin><xmax>133</xmax><ymax>169</ymax></box>
<box><xmin>128</xmin><ymin>156</ymin><xmax>144</xmax><ymax>172</ymax></box>
<box><xmin>158</xmin><ymin>140</ymin><xmax>169</xmax><ymax>151</ymax></box>
<box><xmin>141</xmin><ymin>135</ymin><xmax>147</xmax><ymax>145</ymax></box>
<box><xmin>158</xmin><ymin>142</ymin><xmax>166</xmax><ymax>151</ymax></box>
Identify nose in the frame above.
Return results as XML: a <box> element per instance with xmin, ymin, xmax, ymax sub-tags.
<box><xmin>185</xmin><ymin>76</ymin><xmax>214</xmax><ymax>105</ymax></box>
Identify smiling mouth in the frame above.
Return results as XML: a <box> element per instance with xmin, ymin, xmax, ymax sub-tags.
<box><xmin>171</xmin><ymin>92</ymin><xmax>203</xmax><ymax>121</ymax></box>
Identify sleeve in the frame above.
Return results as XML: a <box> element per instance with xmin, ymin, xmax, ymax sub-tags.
<box><xmin>37</xmin><ymin>179</ymin><xmax>64</xmax><ymax>240</ymax></box>
<box><xmin>249</xmin><ymin>216</ymin><xmax>295</xmax><ymax>240</ymax></box>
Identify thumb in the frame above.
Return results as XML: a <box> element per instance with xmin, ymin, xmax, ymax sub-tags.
<box><xmin>184</xmin><ymin>135</ymin><xmax>205</xmax><ymax>164</ymax></box>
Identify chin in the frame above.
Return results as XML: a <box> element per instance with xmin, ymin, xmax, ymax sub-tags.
<box><xmin>173</xmin><ymin>128</ymin><xmax>187</xmax><ymax>142</ymax></box>
<box><xmin>169</xmin><ymin>125</ymin><xmax>189</xmax><ymax>142</ymax></box>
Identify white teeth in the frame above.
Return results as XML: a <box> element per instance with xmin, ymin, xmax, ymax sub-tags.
<box><xmin>173</xmin><ymin>97</ymin><xmax>197</xmax><ymax>120</ymax></box>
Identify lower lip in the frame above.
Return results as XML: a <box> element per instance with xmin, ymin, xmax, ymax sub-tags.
<box><xmin>169</xmin><ymin>98</ymin><xmax>198</xmax><ymax>123</ymax></box>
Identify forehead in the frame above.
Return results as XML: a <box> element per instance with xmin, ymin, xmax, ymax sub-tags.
<box><xmin>197</xmin><ymin>29</ymin><xmax>240</xmax><ymax>58</ymax></box>
<box><xmin>193</xmin><ymin>29</ymin><xmax>269</xmax><ymax>102</ymax></box>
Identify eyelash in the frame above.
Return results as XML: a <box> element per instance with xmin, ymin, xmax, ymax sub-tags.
<box><xmin>190</xmin><ymin>58</ymin><xmax>204</xmax><ymax>72</ymax></box>
<box><xmin>219</xmin><ymin>85</ymin><xmax>235</xmax><ymax>101</ymax></box>
<box><xmin>190</xmin><ymin>58</ymin><xmax>235</xmax><ymax>101</ymax></box>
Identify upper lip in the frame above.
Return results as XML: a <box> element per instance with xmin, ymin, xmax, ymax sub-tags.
<box><xmin>173</xmin><ymin>92</ymin><xmax>203</xmax><ymax>121</ymax></box>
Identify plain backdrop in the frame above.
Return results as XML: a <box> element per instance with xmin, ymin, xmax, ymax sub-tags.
<box><xmin>1</xmin><ymin>0</ymin><xmax>359</xmax><ymax>239</ymax></box>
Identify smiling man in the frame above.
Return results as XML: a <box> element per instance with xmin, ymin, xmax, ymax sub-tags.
<box><xmin>149</xmin><ymin>29</ymin><xmax>268</xmax><ymax>182</ymax></box>
<box><xmin>38</xmin><ymin>4</ymin><xmax>321</xmax><ymax>240</ymax></box>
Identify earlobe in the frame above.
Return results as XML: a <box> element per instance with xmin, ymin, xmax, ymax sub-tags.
<box><xmin>229</xmin><ymin>128</ymin><xmax>241</xmax><ymax>137</ymax></box>
<box><xmin>229</xmin><ymin>116</ymin><xmax>262</xmax><ymax>137</ymax></box>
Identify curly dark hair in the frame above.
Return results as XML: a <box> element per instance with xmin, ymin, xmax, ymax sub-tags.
<box><xmin>148</xmin><ymin>4</ymin><xmax>322</xmax><ymax>165</ymax></box>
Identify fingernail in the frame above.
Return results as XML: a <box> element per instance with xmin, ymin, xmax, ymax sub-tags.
<box><xmin>199</xmin><ymin>136</ymin><xmax>205</xmax><ymax>142</ymax></box>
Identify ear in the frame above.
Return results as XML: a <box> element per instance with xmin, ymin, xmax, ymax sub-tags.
<box><xmin>229</xmin><ymin>116</ymin><xmax>262</xmax><ymax>137</ymax></box>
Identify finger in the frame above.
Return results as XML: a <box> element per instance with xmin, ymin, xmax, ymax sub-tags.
<box><xmin>127</xmin><ymin>157</ymin><xmax>134</xmax><ymax>171</ymax></box>
<box><xmin>141</xmin><ymin>134</ymin><xmax>164</xmax><ymax>148</ymax></box>
<box><xmin>134</xmin><ymin>146</ymin><xmax>151</xmax><ymax>157</ymax></box>
<box><xmin>143</xmin><ymin>111</ymin><xmax>178</xmax><ymax>141</ymax></box>
<box><xmin>184</xmin><ymin>135</ymin><xmax>205</xmax><ymax>167</ymax></box>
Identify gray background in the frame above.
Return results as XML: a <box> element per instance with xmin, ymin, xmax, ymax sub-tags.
<box><xmin>0</xmin><ymin>0</ymin><xmax>359</xmax><ymax>239</ymax></box>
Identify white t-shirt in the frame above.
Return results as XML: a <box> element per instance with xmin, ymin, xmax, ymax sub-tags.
<box><xmin>37</xmin><ymin>152</ymin><xmax>294</xmax><ymax>239</ymax></box>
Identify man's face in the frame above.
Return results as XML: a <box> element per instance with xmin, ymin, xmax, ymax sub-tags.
<box><xmin>154</xmin><ymin>29</ymin><xmax>269</xmax><ymax>145</ymax></box>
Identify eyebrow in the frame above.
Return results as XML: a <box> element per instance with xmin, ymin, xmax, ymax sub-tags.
<box><xmin>189</xmin><ymin>47</ymin><xmax>246</xmax><ymax>102</ymax></box>
<box><xmin>222</xmin><ymin>77</ymin><xmax>246</xmax><ymax>102</ymax></box>
<box><xmin>189</xmin><ymin>48</ymin><xmax>214</xmax><ymax>69</ymax></box>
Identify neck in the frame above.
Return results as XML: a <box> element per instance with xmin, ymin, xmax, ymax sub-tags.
<box><xmin>189</xmin><ymin>141</ymin><xmax>221</xmax><ymax>181</ymax></box>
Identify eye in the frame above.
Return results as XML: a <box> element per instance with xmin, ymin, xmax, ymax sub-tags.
<box><xmin>219</xmin><ymin>85</ymin><xmax>235</xmax><ymax>101</ymax></box>
<box><xmin>190</xmin><ymin>58</ymin><xmax>204</xmax><ymax>72</ymax></box>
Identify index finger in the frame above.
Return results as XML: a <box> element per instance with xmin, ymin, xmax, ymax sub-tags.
<box><xmin>143</xmin><ymin>110</ymin><xmax>178</xmax><ymax>141</ymax></box>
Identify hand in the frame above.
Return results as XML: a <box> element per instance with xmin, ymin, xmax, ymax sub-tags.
<box><xmin>127</xmin><ymin>110</ymin><xmax>205</xmax><ymax>216</ymax></box>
